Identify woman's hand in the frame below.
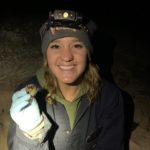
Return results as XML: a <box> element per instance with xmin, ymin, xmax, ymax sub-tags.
<box><xmin>10</xmin><ymin>85</ymin><xmax>42</xmax><ymax>132</ymax></box>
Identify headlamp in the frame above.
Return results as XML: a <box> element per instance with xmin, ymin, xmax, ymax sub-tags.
<box><xmin>46</xmin><ymin>10</ymin><xmax>89</xmax><ymax>32</ymax></box>
<box><xmin>40</xmin><ymin>9</ymin><xmax>98</xmax><ymax>59</ymax></box>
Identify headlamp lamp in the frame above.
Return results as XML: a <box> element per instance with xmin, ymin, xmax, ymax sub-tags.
<box><xmin>46</xmin><ymin>10</ymin><xmax>89</xmax><ymax>32</ymax></box>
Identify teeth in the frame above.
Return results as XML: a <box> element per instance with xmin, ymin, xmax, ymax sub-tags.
<box><xmin>59</xmin><ymin>65</ymin><xmax>74</xmax><ymax>70</ymax></box>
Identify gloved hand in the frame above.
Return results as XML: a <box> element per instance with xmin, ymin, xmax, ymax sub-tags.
<box><xmin>10</xmin><ymin>87</ymin><xmax>42</xmax><ymax>132</ymax></box>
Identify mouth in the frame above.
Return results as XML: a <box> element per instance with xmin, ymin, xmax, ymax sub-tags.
<box><xmin>59</xmin><ymin>65</ymin><xmax>75</xmax><ymax>70</ymax></box>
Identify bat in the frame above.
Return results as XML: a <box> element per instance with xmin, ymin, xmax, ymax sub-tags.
<box><xmin>20</xmin><ymin>84</ymin><xmax>39</xmax><ymax>111</ymax></box>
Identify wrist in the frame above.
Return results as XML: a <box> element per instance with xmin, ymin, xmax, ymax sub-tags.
<box><xmin>23</xmin><ymin>115</ymin><xmax>45</xmax><ymax>139</ymax></box>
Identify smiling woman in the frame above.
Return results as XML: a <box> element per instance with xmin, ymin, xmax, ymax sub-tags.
<box><xmin>46</xmin><ymin>37</ymin><xmax>87</xmax><ymax>86</ymax></box>
<box><xmin>7</xmin><ymin>9</ymin><xmax>125</xmax><ymax>150</ymax></box>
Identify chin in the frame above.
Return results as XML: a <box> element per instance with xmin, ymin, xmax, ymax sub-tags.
<box><xmin>62</xmin><ymin>80</ymin><xmax>76</xmax><ymax>85</ymax></box>
<box><xmin>61</xmin><ymin>77</ymin><xmax>82</xmax><ymax>85</ymax></box>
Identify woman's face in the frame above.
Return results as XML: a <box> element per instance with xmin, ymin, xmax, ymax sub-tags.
<box><xmin>46</xmin><ymin>37</ymin><xmax>88</xmax><ymax>86</ymax></box>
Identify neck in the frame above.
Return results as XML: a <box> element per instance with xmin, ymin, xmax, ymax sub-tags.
<box><xmin>58</xmin><ymin>83</ymin><xmax>80</xmax><ymax>102</ymax></box>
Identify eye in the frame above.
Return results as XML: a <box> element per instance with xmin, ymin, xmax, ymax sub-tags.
<box><xmin>73</xmin><ymin>43</ymin><xmax>84</xmax><ymax>49</ymax></box>
<box><xmin>49</xmin><ymin>44</ymin><xmax>60</xmax><ymax>49</ymax></box>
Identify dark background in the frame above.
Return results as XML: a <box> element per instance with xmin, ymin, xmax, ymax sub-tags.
<box><xmin>1</xmin><ymin>0</ymin><xmax>150</xmax><ymax>24</ymax></box>
<box><xmin>1</xmin><ymin>1</ymin><xmax>149</xmax><ymax>43</ymax></box>
<box><xmin>1</xmin><ymin>0</ymin><xmax>150</xmax><ymax>40</ymax></box>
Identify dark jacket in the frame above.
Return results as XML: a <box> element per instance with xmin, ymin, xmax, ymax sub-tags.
<box><xmin>7</xmin><ymin>76</ymin><xmax>124</xmax><ymax>150</ymax></box>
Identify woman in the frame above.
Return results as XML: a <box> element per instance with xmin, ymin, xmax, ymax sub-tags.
<box><xmin>8</xmin><ymin>9</ymin><xmax>124</xmax><ymax>150</ymax></box>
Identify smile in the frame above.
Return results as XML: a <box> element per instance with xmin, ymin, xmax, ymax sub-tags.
<box><xmin>59</xmin><ymin>65</ymin><xmax>75</xmax><ymax>70</ymax></box>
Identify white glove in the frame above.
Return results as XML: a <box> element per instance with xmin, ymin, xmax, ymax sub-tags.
<box><xmin>10</xmin><ymin>87</ymin><xmax>42</xmax><ymax>132</ymax></box>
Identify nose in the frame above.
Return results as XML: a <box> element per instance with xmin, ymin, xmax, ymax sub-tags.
<box><xmin>61</xmin><ymin>47</ymin><xmax>73</xmax><ymax>62</ymax></box>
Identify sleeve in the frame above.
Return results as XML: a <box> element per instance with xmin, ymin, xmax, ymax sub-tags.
<box><xmin>7</xmin><ymin>113</ymin><xmax>51</xmax><ymax>150</ymax></box>
<box><xmin>95</xmin><ymin>86</ymin><xmax>124</xmax><ymax>150</ymax></box>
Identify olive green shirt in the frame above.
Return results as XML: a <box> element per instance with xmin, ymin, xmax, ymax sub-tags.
<box><xmin>52</xmin><ymin>92</ymin><xmax>81</xmax><ymax>130</ymax></box>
